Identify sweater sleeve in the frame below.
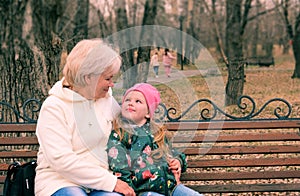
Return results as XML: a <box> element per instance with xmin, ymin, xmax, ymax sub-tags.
<box><xmin>165</xmin><ymin>137</ymin><xmax>188</xmax><ymax>173</ymax></box>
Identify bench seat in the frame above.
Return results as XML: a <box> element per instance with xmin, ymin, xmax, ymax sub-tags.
<box><xmin>1</xmin><ymin>120</ymin><xmax>300</xmax><ymax>195</ymax></box>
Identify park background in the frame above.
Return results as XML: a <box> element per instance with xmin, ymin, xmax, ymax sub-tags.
<box><xmin>0</xmin><ymin>0</ymin><xmax>300</xmax><ymax>120</ymax></box>
<box><xmin>0</xmin><ymin>1</ymin><xmax>300</xmax><ymax>195</ymax></box>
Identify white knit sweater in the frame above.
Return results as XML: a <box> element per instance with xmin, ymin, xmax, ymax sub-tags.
<box><xmin>35</xmin><ymin>79</ymin><xmax>120</xmax><ymax>195</ymax></box>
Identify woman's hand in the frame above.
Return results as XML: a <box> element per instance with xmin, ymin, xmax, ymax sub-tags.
<box><xmin>168</xmin><ymin>158</ymin><xmax>182</xmax><ymax>185</ymax></box>
<box><xmin>113</xmin><ymin>179</ymin><xmax>136</xmax><ymax>196</ymax></box>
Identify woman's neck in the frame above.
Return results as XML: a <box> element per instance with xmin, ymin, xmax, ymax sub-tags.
<box><xmin>72</xmin><ymin>86</ymin><xmax>94</xmax><ymax>100</ymax></box>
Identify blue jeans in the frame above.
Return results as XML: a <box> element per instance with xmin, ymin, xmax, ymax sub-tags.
<box><xmin>153</xmin><ymin>66</ymin><xmax>159</xmax><ymax>76</ymax></box>
<box><xmin>51</xmin><ymin>186</ymin><xmax>122</xmax><ymax>196</ymax></box>
<box><xmin>139</xmin><ymin>184</ymin><xmax>203</xmax><ymax>196</ymax></box>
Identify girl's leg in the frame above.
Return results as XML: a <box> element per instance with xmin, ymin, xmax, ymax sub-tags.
<box><xmin>172</xmin><ymin>184</ymin><xmax>204</xmax><ymax>196</ymax></box>
<box><xmin>51</xmin><ymin>186</ymin><xmax>88</xmax><ymax>196</ymax></box>
<box><xmin>139</xmin><ymin>192</ymin><xmax>164</xmax><ymax>196</ymax></box>
<box><xmin>166</xmin><ymin>66</ymin><xmax>171</xmax><ymax>77</ymax></box>
<box><xmin>164</xmin><ymin>65</ymin><xmax>170</xmax><ymax>77</ymax></box>
<box><xmin>164</xmin><ymin>65</ymin><xmax>168</xmax><ymax>77</ymax></box>
<box><xmin>89</xmin><ymin>190</ymin><xmax>123</xmax><ymax>196</ymax></box>
<box><xmin>154</xmin><ymin>66</ymin><xmax>159</xmax><ymax>76</ymax></box>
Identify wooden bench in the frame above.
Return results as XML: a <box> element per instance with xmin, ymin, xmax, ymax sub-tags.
<box><xmin>1</xmin><ymin>119</ymin><xmax>300</xmax><ymax>195</ymax></box>
<box><xmin>0</xmin><ymin>123</ymin><xmax>38</xmax><ymax>195</ymax></box>
<box><xmin>167</xmin><ymin>120</ymin><xmax>300</xmax><ymax>194</ymax></box>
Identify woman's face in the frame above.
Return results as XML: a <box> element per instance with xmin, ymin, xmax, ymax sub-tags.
<box><xmin>94</xmin><ymin>72</ymin><xmax>115</xmax><ymax>99</ymax></box>
<box><xmin>87</xmin><ymin>69</ymin><xmax>117</xmax><ymax>100</ymax></box>
<box><xmin>122</xmin><ymin>91</ymin><xmax>149</xmax><ymax>126</ymax></box>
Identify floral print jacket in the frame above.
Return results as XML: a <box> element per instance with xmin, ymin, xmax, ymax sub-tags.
<box><xmin>107</xmin><ymin>122</ymin><xmax>187</xmax><ymax>196</ymax></box>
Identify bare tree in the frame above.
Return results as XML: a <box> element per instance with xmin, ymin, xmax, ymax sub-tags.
<box><xmin>224</xmin><ymin>0</ymin><xmax>252</xmax><ymax>106</ymax></box>
<box><xmin>31</xmin><ymin>0</ymin><xmax>89</xmax><ymax>85</ymax></box>
<box><xmin>0</xmin><ymin>0</ymin><xmax>90</xmax><ymax>117</ymax></box>
<box><xmin>136</xmin><ymin>0</ymin><xmax>159</xmax><ymax>82</ymax></box>
<box><xmin>291</xmin><ymin>11</ymin><xmax>300</xmax><ymax>78</ymax></box>
<box><xmin>114</xmin><ymin>0</ymin><xmax>137</xmax><ymax>88</ymax></box>
<box><xmin>201</xmin><ymin>0</ymin><xmax>228</xmax><ymax>64</ymax></box>
<box><xmin>113</xmin><ymin>0</ymin><xmax>159</xmax><ymax>88</ymax></box>
<box><xmin>280</xmin><ymin>0</ymin><xmax>300</xmax><ymax>78</ymax></box>
<box><xmin>0</xmin><ymin>0</ymin><xmax>44</xmax><ymax>113</ymax></box>
<box><xmin>274</xmin><ymin>0</ymin><xmax>300</xmax><ymax>78</ymax></box>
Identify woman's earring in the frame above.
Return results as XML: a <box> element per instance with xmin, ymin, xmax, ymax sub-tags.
<box><xmin>145</xmin><ymin>114</ymin><xmax>150</xmax><ymax>119</ymax></box>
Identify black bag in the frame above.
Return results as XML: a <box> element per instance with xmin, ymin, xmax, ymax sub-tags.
<box><xmin>3</xmin><ymin>160</ymin><xmax>37</xmax><ymax>196</ymax></box>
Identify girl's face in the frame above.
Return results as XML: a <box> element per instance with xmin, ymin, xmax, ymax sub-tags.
<box><xmin>122</xmin><ymin>91</ymin><xmax>149</xmax><ymax>126</ymax></box>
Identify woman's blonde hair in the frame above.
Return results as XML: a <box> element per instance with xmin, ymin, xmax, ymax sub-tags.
<box><xmin>113</xmin><ymin>115</ymin><xmax>172</xmax><ymax>160</ymax></box>
<box><xmin>63</xmin><ymin>39</ymin><xmax>121</xmax><ymax>87</ymax></box>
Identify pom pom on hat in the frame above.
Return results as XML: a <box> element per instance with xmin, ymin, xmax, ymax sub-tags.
<box><xmin>122</xmin><ymin>83</ymin><xmax>161</xmax><ymax>118</ymax></box>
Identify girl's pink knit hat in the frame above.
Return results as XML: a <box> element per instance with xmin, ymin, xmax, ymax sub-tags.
<box><xmin>122</xmin><ymin>83</ymin><xmax>161</xmax><ymax>118</ymax></box>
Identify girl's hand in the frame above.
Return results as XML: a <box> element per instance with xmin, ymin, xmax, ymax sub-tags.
<box><xmin>168</xmin><ymin>158</ymin><xmax>182</xmax><ymax>185</ymax></box>
<box><xmin>168</xmin><ymin>158</ymin><xmax>181</xmax><ymax>171</ymax></box>
<box><xmin>114</xmin><ymin>179</ymin><xmax>136</xmax><ymax>196</ymax></box>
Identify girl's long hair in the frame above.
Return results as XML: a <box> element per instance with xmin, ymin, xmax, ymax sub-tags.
<box><xmin>164</xmin><ymin>48</ymin><xmax>169</xmax><ymax>55</ymax></box>
<box><xmin>113</xmin><ymin>114</ymin><xmax>172</xmax><ymax>160</ymax></box>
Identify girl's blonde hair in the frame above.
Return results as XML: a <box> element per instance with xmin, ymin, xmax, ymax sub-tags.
<box><xmin>113</xmin><ymin>115</ymin><xmax>172</xmax><ymax>160</ymax></box>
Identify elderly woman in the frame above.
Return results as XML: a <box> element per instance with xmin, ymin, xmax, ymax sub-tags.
<box><xmin>35</xmin><ymin>39</ymin><xmax>135</xmax><ymax>196</ymax></box>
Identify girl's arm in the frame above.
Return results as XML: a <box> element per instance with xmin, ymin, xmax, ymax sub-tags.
<box><xmin>167</xmin><ymin>52</ymin><xmax>176</xmax><ymax>59</ymax></box>
<box><xmin>164</xmin><ymin>136</ymin><xmax>187</xmax><ymax>185</ymax></box>
<box><xmin>165</xmin><ymin>136</ymin><xmax>187</xmax><ymax>172</ymax></box>
<box><xmin>171</xmin><ymin>148</ymin><xmax>187</xmax><ymax>172</ymax></box>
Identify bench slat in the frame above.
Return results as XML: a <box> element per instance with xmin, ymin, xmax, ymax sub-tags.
<box><xmin>0</xmin><ymin>124</ymin><xmax>36</xmax><ymax>132</ymax></box>
<box><xmin>181</xmin><ymin>170</ymin><xmax>300</xmax><ymax>181</ymax></box>
<box><xmin>187</xmin><ymin>183</ymin><xmax>300</xmax><ymax>193</ymax></box>
<box><xmin>0</xmin><ymin>137</ymin><xmax>38</xmax><ymax>145</ymax></box>
<box><xmin>181</xmin><ymin>145</ymin><xmax>300</xmax><ymax>155</ymax></box>
<box><xmin>172</xmin><ymin>133</ymin><xmax>300</xmax><ymax>142</ymax></box>
<box><xmin>166</xmin><ymin>120</ymin><xmax>300</xmax><ymax>130</ymax></box>
<box><xmin>188</xmin><ymin>158</ymin><xmax>300</xmax><ymax>167</ymax></box>
<box><xmin>0</xmin><ymin>151</ymin><xmax>38</xmax><ymax>159</ymax></box>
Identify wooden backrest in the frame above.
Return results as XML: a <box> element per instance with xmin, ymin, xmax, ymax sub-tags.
<box><xmin>166</xmin><ymin>120</ymin><xmax>300</xmax><ymax>193</ymax></box>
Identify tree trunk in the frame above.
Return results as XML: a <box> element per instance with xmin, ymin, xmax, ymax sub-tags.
<box><xmin>251</xmin><ymin>0</ymin><xmax>260</xmax><ymax>57</ymax></box>
<box><xmin>136</xmin><ymin>0</ymin><xmax>158</xmax><ymax>82</ymax></box>
<box><xmin>225</xmin><ymin>0</ymin><xmax>245</xmax><ymax>106</ymax></box>
<box><xmin>225</xmin><ymin>61</ymin><xmax>245</xmax><ymax>105</ymax></box>
<box><xmin>32</xmin><ymin>0</ymin><xmax>89</xmax><ymax>87</ymax></box>
<box><xmin>73</xmin><ymin>0</ymin><xmax>89</xmax><ymax>44</ymax></box>
<box><xmin>0</xmin><ymin>0</ymin><xmax>90</xmax><ymax>121</ymax></box>
<box><xmin>0</xmin><ymin>0</ymin><xmax>39</xmax><ymax>116</ymax></box>
<box><xmin>282</xmin><ymin>37</ymin><xmax>291</xmax><ymax>54</ymax></box>
<box><xmin>291</xmin><ymin>13</ymin><xmax>300</xmax><ymax>78</ymax></box>
<box><xmin>114</xmin><ymin>0</ymin><xmax>136</xmax><ymax>89</ymax></box>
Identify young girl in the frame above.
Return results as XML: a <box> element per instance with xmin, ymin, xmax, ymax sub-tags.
<box><xmin>107</xmin><ymin>83</ymin><xmax>203</xmax><ymax>196</ymax></box>
<box><xmin>162</xmin><ymin>49</ymin><xmax>176</xmax><ymax>77</ymax></box>
<box><xmin>150</xmin><ymin>52</ymin><xmax>160</xmax><ymax>78</ymax></box>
